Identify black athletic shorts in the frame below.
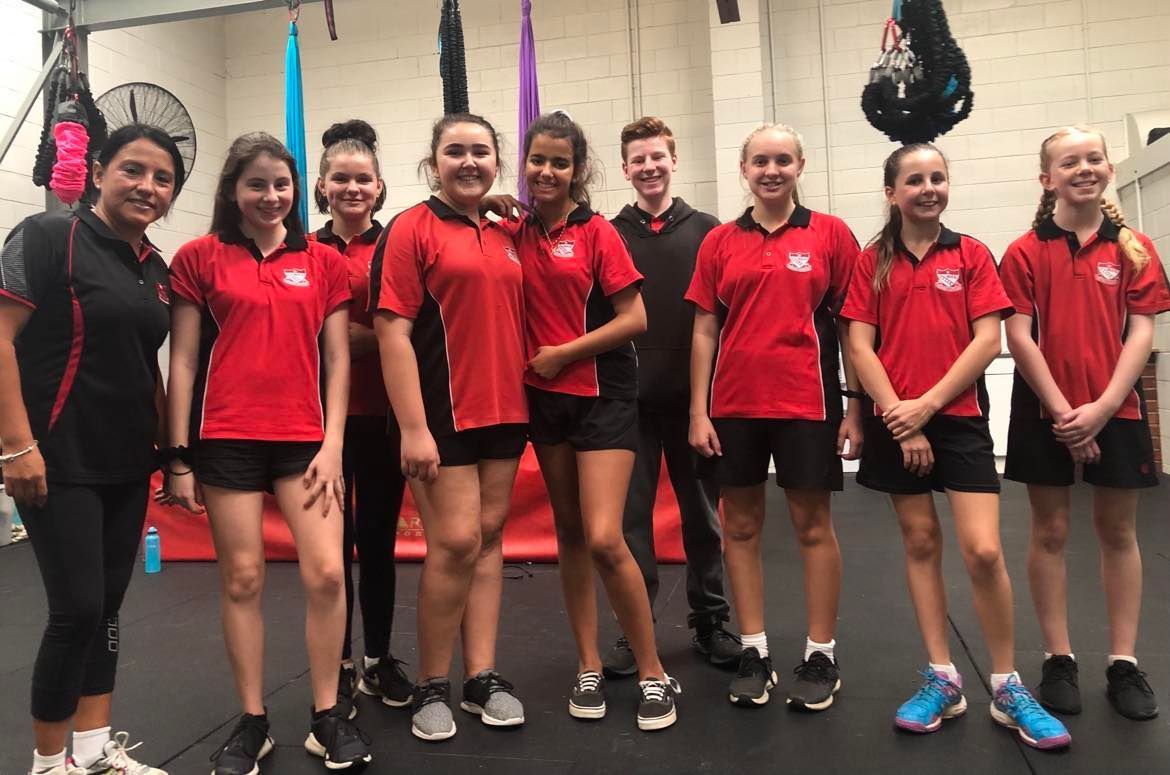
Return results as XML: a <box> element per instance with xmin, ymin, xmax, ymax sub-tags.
<box><xmin>195</xmin><ymin>439</ymin><xmax>321</xmax><ymax>492</ymax></box>
<box><xmin>696</xmin><ymin>418</ymin><xmax>843</xmax><ymax>491</ymax></box>
<box><xmin>526</xmin><ymin>386</ymin><xmax>638</xmax><ymax>452</ymax></box>
<box><xmin>857</xmin><ymin>414</ymin><xmax>1000</xmax><ymax>494</ymax></box>
<box><xmin>1004</xmin><ymin>417</ymin><xmax>1159</xmax><ymax>489</ymax></box>
<box><xmin>435</xmin><ymin>424</ymin><xmax>528</xmax><ymax>467</ymax></box>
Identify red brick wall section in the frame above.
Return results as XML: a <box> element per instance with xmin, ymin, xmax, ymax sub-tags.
<box><xmin>1144</xmin><ymin>357</ymin><xmax>1161</xmax><ymax>468</ymax></box>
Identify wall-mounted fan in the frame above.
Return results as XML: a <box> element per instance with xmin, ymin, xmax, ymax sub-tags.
<box><xmin>95</xmin><ymin>82</ymin><xmax>197</xmax><ymax>182</ymax></box>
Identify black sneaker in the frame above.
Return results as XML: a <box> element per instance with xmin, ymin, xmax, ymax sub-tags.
<box><xmin>602</xmin><ymin>635</ymin><xmax>638</xmax><ymax>678</ymax></box>
<box><xmin>729</xmin><ymin>647</ymin><xmax>777</xmax><ymax>707</ymax></box>
<box><xmin>210</xmin><ymin>712</ymin><xmax>273</xmax><ymax>775</ymax></box>
<box><xmin>357</xmin><ymin>655</ymin><xmax>413</xmax><ymax>708</ymax></box>
<box><xmin>637</xmin><ymin>675</ymin><xmax>682</xmax><ymax>731</ymax></box>
<box><xmin>460</xmin><ymin>670</ymin><xmax>525</xmax><ymax>727</ymax></box>
<box><xmin>693</xmin><ymin>624</ymin><xmax>742</xmax><ymax>667</ymax></box>
<box><xmin>304</xmin><ymin>705</ymin><xmax>373</xmax><ymax>770</ymax></box>
<box><xmin>569</xmin><ymin>670</ymin><xmax>606</xmax><ymax>720</ymax></box>
<box><xmin>337</xmin><ymin>664</ymin><xmax>358</xmax><ymax>720</ymax></box>
<box><xmin>1036</xmin><ymin>655</ymin><xmax>1081</xmax><ymax>715</ymax></box>
<box><xmin>1106</xmin><ymin>660</ymin><xmax>1159</xmax><ymax>720</ymax></box>
<box><xmin>787</xmin><ymin>651</ymin><xmax>841</xmax><ymax>711</ymax></box>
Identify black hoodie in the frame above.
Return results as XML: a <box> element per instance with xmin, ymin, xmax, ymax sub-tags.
<box><xmin>612</xmin><ymin>198</ymin><xmax>720</xmax><ymax>412</ymax></box>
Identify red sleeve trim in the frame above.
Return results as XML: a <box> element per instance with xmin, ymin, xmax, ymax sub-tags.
<box><xmin>0</xmin><ymin>287</ymin><xmax>36</xmax><ymax>310</ymax></box>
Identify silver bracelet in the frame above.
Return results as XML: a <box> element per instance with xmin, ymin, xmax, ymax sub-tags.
<box><xmin>0</xmin><ymin>440</ymin><xmax>38</xmax><ymax>466</ymax></box>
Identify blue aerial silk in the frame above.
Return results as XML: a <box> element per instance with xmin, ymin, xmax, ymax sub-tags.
<box><xmin>285</xmin><ymin>20</ymin><xmax>309</xmax><ymax>227</ymax></box>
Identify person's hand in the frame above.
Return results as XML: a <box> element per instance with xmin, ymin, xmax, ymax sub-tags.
<box><xmin>165</xmin><ymin>468</ymin><xmax>205</xmax><ymax>514</ymax></box>
<box><xmin>2</xmin><ymin>445</ymin><xmax>47</xmax><ymax>507</ymax></box>
<box><xmin>1068</xmin><ymin>437</ymin><xmax>1101</xmax><ymax>465</ymax></box>
<box><xmin>303</xmin><ymin>444</ymin><xmax>344</xmax><ymax>518</ymax></box>
<box><xmin>400</xmin><ymin>428</ymin><xmax>440</xmax><ymax>482</ymax></box>
<box><xmin>899</xmin><ymin>431</ymin><xmax>935</xmax><ymax>477</ymax></box>
<box><xmin>838</xmin><ymin>407</ymin><xmax>863</xmax><ymax>461</ymax></box>
<box><xmin>480</xmin><ymin>194</ymin><xmax>529</xmax><ymax>221</ymax></box>
<box><xmin>689</xmin><ymin>414</ymin><xmax>722</xmax><ymax>458</ymax></box>
<box><xmin>528</xmin><ymin>345</ymin><xmax>569</xmax><ymax>380</ymax></box>
<box><xmin>1052</xmin><ymin>401</ymin><xmax>1111</xmax><ymax>446</ymax></box>
<box><xmin>883</xmin><ymin>397</ymin><xmax>936</xmax><ymax>441</ymax></box>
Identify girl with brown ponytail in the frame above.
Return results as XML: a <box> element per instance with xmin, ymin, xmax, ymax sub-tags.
<box><xmin>1000</xmin><ymin>126</ymin><xmax>1170</xmax><ymax>722</ymax></box>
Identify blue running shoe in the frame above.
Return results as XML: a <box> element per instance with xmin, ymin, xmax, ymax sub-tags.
<box><xmin>991</xmin><ymin>675</ymin><xmax>1072</xmax><ymax>750</ymax></box>
<box><xmin>895</xmin><ymin>669</ymin><xmax>967</xmax><ymax>733</ymax></box>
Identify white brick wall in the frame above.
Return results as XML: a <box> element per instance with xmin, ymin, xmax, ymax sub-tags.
<box><xmin>0</xmin><ymin>0</ymin><xmax>227</xmax><ymax>255</ymax></box>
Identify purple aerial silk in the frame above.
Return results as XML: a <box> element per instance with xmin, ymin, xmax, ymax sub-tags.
<box><xmin>518</xmin><ymin>0</ymin><xmax>540</xmax><ymax>204</ymax></box>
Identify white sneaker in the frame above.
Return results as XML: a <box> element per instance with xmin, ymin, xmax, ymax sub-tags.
<box><xmin>81</xmin><ymin>732</ymin><xmax>167</xmax><ymax>775</ymax></box>
<box><xmin>29</xmin><ymin>763</ymin><xmax>86</xmax><ymax>775</ymax></box>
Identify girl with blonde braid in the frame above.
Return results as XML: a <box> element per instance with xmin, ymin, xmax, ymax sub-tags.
<box><xmin>1001</xmin><ymin>126</ymin><xmax>1170</xmax><ymax>721</ymax></box>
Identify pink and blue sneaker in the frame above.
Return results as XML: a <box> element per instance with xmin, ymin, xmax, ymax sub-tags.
<box><xmin>991</xmin><ymin>675</ymin><xmax>1071</xmax><ymax>749</ymax></box>
<box><xmin>895</xmin><ymin>669</ymin><xmax>967</xmax><ymax>733</ymax></box>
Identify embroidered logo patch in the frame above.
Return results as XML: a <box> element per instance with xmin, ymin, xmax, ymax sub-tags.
<box><xmin>156</xmin><ymin>283</ymin><xmax>170</xmax><ymax>305</ymax></box>
<box><xmin>282</xmin><ymin>268</ymin><xmax>310</xmax><ymax>287</ymax></box>
<box><xmin>786</xmin><ymin>251</ymin><xmax>812</xmax><ymax>272</ymax></box>
<box><xmin>1095</xmin><ymin>261</ymin><xmax>1120</xmax><ymax>285</ymax></box>
<box><xmin>504</xmin><ymin>246</ymin><xmax>520</xmax><ymax>264</ymax></box>
<box><xmin>552</xmin><ymin>239</ymin><xmax>575</xmax><ymax>258</ymax></box>
<box><xmin>935</xmin><ymin>267</ymin><xmax>962</xmax><ymax>292</ymax></box>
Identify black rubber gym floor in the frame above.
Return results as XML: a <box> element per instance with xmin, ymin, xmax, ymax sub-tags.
<box><xmin>2</xmin><ymin>478</ymin><xmax>1167</xmax><ymax>774</ymax></box>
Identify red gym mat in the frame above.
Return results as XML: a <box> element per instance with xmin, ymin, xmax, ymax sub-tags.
<box><xmin>146</xmin><ymin>445</ymin><xmax>686</xmax><ymax>562</ymax></box>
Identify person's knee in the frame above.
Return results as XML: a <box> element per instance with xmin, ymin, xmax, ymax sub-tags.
<box><xmin>723</xmin><ymin>515</ymin><xmax>762</xmax><ymax>544</ymax></box>
<box><xmin>963</xmin><ymin>543</ymin><xmax>1005</xmax><ymax>581</ymax></box>
<box><xmin>304</xmin><ymin>559</ymin><xmax>345</xmax><ymax>599</ymax></box>
<box><xmin>902</xmin><ymin>527</ymin><xmax>942</xmax><ymax>564</ymax></box>
<box><xmin>434</xmin><ymin>529</ymin><xmax>482</xmax><ymax>569</ymax></box>
<box><xmin>792</xmin><ymin>516</ymin><xmax>834</xmax><ymax>549</ymax></box>
<box><xmin>223</xmin><ymin>563</ymin><xmax>264</xmax><ymax>604</ymax></box>
<box><xmin>45</xmin><ymin>592</ymin><xmax>105</xmax><ymax>646</ymax></box>
<box><xmin>1094</xmin><ymin>519</ymin><xmax>1137</xmax><ymax>553</ymax></box>
<box><xmin>1031</xmin><ymin>518</ymin><xmax>1069</xmax><ymax>554</ymax></box>
<box><xmin>586</xmin><ymin>530</ymin><xmax>627</xmax><ymax>572</ymax></box>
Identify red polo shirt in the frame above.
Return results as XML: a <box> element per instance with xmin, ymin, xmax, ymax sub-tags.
<box><xmin>1000</xmin><ymin>217</ymin><xmax>1170</xmax><ymax>420</ymax></box>
<box><xmin>511</xmin><ymin>205</ymin><xmax>644</xmax><ymax>398</ymax></box>
<box><xmin>840</xmin><ymin>228</ymin><xmax>1014</xmax><ymax>417</ymax></box>
<box><xmin>370</xmin><ymin>197</ymin><xmax>526</xmax><ymax>435</ymax></box>
<box><xmin>310</xmin><ymin>220</ymin><xmax>388</xmax><ymax>417</ymax></box>
<box><xmin>685</xmin><ymin>206</ymin><xmax>859</xmax><ymax>420</ymax></box>
<box><xmin>169</xmin><ymin>229</ymin><xmax>351</xmax><ymax>441</ymax></box>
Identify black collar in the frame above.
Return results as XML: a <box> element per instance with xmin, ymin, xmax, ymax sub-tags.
<box><xmin>218</xmin><ymin>225</ymin><xmax>308</xmax><ymax>251</ymax></box>
<box><xmin>734</xmin><ymin>204</ymin><xmax>812</xmax><ymax>233</ymax></box>
<box><xmin>77</xmin><ymin>207</ymin><xmax>160</xmax><ymax>263</ymax></box>
<box><xmin>424</xmin><ymin>196</ymin><xmax>483</xmax><ymax>229</ymax></box>
<box><xmin>527</xmin><ymin>203</ymin><xmax>595</xmax><ymax>229</ymax></box>
<box><xmin>315</xmin><ymin>219</ymin><xmax>383</xmax><ymax>247</ymax></box>
<box><xmin>894</xmin><ymin>225</ymin><xmax>961</xmax><ymax>263</ymax></box>
<box><xmin>1035</xmin><ymin>216</ymin><xmax>1120</xmax><ymax>243</ymax></box>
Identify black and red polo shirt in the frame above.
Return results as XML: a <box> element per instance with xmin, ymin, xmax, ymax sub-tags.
<box><xmin>840</xmin><ymin>227</ymin><xmax>1014</xmax><ymax>417</ymax></box>
<box><xmin>310</xmin><ymin>219</ymin><xmax>388</xmax><ymax>417</ymax></box>
<box><xmin>511</xmin><ymin>204</ymin><xmax>644</xmax><ymax>398</ymax></box>
<box><xmin>0</xmin><ymin>208</ymin><xmax>170</xmax><ymax>483</ymax></box>
<box><xmin>169</xmin><ymin>228</ymin><xmax>350</xmax><ymax>442</ymax></box>
<box><xmin>1000</xmin><ymin>217</ymin><xmax>1170</xmax><ymax>420</ymax></box>
<box><xmin>370</xmin><ymin>196</ymin><xmax>526</xmax><ymax>435</ymax></box>
<box><xmin>684</xmin><ymin>205</ymin><xmax>859</xmax><ymax>421</ymax></box>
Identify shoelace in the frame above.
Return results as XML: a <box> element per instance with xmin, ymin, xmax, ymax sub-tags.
<box><xmin>327</xmin><ymin>713</ymin><xmax>373</xmax><ymax>748</ymax></box>
<box><xmin>210</xmin><ymin>717</ymin><xmax>267</xmax><ymax>763</ymax></box>
<box><xmin>385</xmin><ymin>656</ymin><xmax>410</xmax><ymax>683</ymax></box>
<box><xmin>738</xmin><ymin>650</ymin><xmax>768</xmax><ymax>679</ymax></box>
<box><xmin>710</xmin><ymin>626</ymin><xmax>743</xmax><ymax>646</ymax></box>
<box><xmin>615</xmin><ymin>635</ymin><xmax>631</xmax><ymax>650</ymax></box>
<box><xmin>905</xmin><ymin>671</ymin><xmax>955</xmax><ymax>711</ymax></box>
<box><xmin>998</xmin><ymin>679</ymin><xmax>1045</xmax><ymax>715</ymax></box>
<box><xmin>793</xmin><ymin>653</ymin><xmax>834</xmax><ymax>681</ymax></box>
<box><xmin>575</xmin><ymin>671</ymin><xmax>602</xmax><ymax>693</ymax></box>
<box><xmin>479</xmin><ymin>671</ymin><xmax>517</xmax><ymax>696</ymax></box>
<box><xmin>102</xmin><ymin>731</ymin><xmax>149</xmax><ymax>773</ymax></box>
<box><xmin>416</xmin><ymin>679</ymin><xmax>450</xmax><ymax>708</ymax></box>
<box><xmin>640</xmin><ymin>675</ymin><xmax>683</xmax><ymax>703</ymax></box>
<box><xmin>1045</xmin><ymin>657</ymin><xmax>1078</xmax><ymax>686</ymax></box>
<box><xmin>1111</xmin><ymin>663</ymin><xmax>1154</xmax><ymax>693</ymax></box>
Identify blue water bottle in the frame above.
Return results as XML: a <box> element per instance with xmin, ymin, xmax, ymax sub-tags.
<box><xmin>144</xmin><ymin>526</ymin><xmax>162</xmax><ymax>574</ymax></box>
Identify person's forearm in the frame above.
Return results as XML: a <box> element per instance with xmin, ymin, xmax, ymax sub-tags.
<box><xmin>322</xmin><ymin>348</ymin><xmax>349</xmax><ymax>448</ymax></box>
<box><xmin>166</xmin><ymin>357</ymin><xmax>196</xmax><ymax>448</ymax></box>
<box><xmin>847</xmin><ymin>341</ymin><xmax>901</xmax><ymax>410</ymax></box>
<box><xmin>690</xmin><ymin>319</ymin><xmax>717</xmax><ymax>418</ymax></box>
<box><xmin>1097</xmin><ymin>320</ymin><xmax>1153</xmax><ymax>413</ymax></box>
<box><xmin>920</xmin><ymin>328</ymin><xmax>1001</xmax><ymax>413</ymax></box>
<box><xmin>556</xmin><ymin>307</ymin><xmax>646</xmax><ymax>365</ymax></box>
<box><xmin>837</xmin><ymin>321</ymin><xmax>861</xmax><ymax>393</ymax></box>
<box><xmin>377</xmin><ymin>328</ymin><xmax>429</xmax><ymax>433</ymax></box>
<box><xmin>0</xmin><ymin>344</ymin><xmax>35</xmax><ymax>450</ymax></box>
<box><xmin>1006</xmin><ymin>329</ymin><xmax>1072</xmax><ymax>416</ymax></box>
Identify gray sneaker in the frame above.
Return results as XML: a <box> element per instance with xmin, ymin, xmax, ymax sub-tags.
<box><xmin>602</xmin><ymin>635</ymin><xmax>638</xmax><ymax>678</ymax></box>
<box><xmin>411</xmin><ymin>678</ymin><xmax>456</xmax><ymax>741</ymax></box>
<box><xmin>460</xmin><ymin>670</ymin><xmax>525</xmax><ymax>727</ymax></box>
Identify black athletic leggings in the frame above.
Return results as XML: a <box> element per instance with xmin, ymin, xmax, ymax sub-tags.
<box><xmin>341</xmin><ymin>415</ymin><xmax>406</xmax><ymax>660</ymax></box>
<box><xmin>21</xmin><ymin>479</ymin><xmax>149</xmax><ymax>722</ymax></box>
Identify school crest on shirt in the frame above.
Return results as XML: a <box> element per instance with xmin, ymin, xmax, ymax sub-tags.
<box><xmin>282</xmin><ymin>268</ymin><xmax>310</xmax><ymax>287</ymax></box>
<box><xmin>1095</xmin><ymin>261</ymin><xmax>1121</xmax><ymax>286</ymax></box>
<box><xmin>156</xmin><ymin>282</ymin><xmax>170</xmax><ymax>305</ymax></box>
<box><xmin>504</xmin><ymin>245</ymin><xmax>521</xmax><ymax>264</ymax></box>
<box><xmin>934</xmin><ymin>267</ymin><xmax>963</xmax><ymax>292</ymax></box>
<box><xmin>786</xmin><ymin>251</ymin><xmax>812</xmax><ymax>272</ymax></box>
<box><xmin>551</xmin><ymin>239</ymin><xmax>575</xmax><ymax>258</ymax></box>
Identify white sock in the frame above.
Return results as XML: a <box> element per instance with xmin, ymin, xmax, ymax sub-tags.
<box><xmin>1108</xmin><ymin>654</ymin><xmax>1137</xmax><ymax>666</ymax></box>
<box><xmin>929</xmin><ymin>662</ymin><xmax>961</xmax><ymax>686</ymax></box>
<box><xmin>1044</xmin><ymin>651</ymin><xmax>1075</xmax><ymax>661</ymax></box>
<box><xmin>32</xmin><ymin>748</ymin><xmax>66</xmax><ymax>774</ymax></box>
<box><xmin>805</xmin><ymin>637</ymin><xmax>835</xmax><ymax>662</ymax></box>
<box><xmin>741</xmin><ymin>631</ymin><xmax>768</xmax><ymax>659</ymax></box>
<box><xmin>990</xmin><ymin>671</ymin><xmax>1019</xmax><ymax>693</ymax></box>
<box><xmin>71</xmin><ymin>726</ymin><xmax>111</xmax><ymax>768</ymax></box>
<box><xmin>364</xmin><ymin>656</ymin><xmax>379</xmax><ymax>670</ymax></box>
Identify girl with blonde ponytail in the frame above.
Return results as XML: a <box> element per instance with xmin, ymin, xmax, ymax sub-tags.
<box><xmin>1001</xmin><ymin>125</ymin><xmax>1170</xmax><ymax>722</ymax></box>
